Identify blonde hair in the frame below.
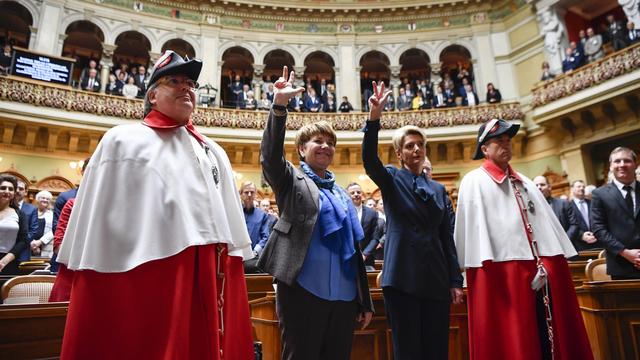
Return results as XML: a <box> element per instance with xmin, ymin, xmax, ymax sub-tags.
<box><xmin>239</xmin><ymin>181</ymin><xmax>256</xmax><ymax>194</ymax></box>
<box><xmin>294</xmin><ymin>121</ymin><xmax>337</xmax><ymax>160</ymax></box>
<box><xmin>392</xmin><ymin>125</ymin><xmax>426</xmax><ymax>153</ymax></box>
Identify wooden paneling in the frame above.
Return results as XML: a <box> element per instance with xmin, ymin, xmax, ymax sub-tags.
<box><xmin>577</xmin><ymin>280</ymin><xmax>640</xmax><ymax>360</ymax></box>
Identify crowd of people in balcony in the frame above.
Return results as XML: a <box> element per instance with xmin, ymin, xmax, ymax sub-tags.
<box><xmin>543</xmin><ymin>13</ymin><xmax>640</xmax><ymax>80</ymax></box>
<box><xmin>72</xmin><ymin>60</ymin><xmax>151</xmax><ymax>99</ymax></box>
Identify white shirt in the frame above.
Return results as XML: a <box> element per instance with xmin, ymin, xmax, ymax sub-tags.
<box><xmin>0</xmin><ymin>210</ymin><xmax>19</xmax><ymax>254</ymax></box>
<box><xmin>355</xmin><ymin>204</ymin><xmax>363</xmax><ymax>222</ymax></box>
<box><xmin>613</xmin><ymin>178</ymin><xmax>637</xmax><ymax>212</ymax></box>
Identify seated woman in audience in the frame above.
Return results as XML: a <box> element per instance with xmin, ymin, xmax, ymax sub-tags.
<box><xmin>361</xmin><ymin>82</ymin><xmax>463</xmax><ymax>359</ymax></box>
<box><xmin>540</xmin><ymin>61</ymin><xmax>555</xmax><ymax>81</ymax></box>
<box><xmin>30</xmin><ymin>190</ymin><xmax>54</xmax><ymax>258</ymax></box>
<box><xmin>258</xmin><ymin>66</ymin><xmax>373</xmax><ymax>360</ymax></box>
<box><xmin>411</xmin><ymin>90</ymin><xmax>425</xmax><ymax>110</ymax></box>
<box><xmin>486</xmin><ymin>82</ymin><xmax>502</xmax><ymax>103</ymax></box>
<box><xmin>0</xmin><ymin>174</ymin><xmax>28</xmax><ymax>275</ymax></box>
<box><xmin>121</xmin><ymin>76</ymin><xmax>139</xmax><ymax>99</ymax></box>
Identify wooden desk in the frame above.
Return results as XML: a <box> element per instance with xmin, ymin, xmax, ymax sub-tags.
<box><xmin>0</xmin><ymin>302</ymin><xmax>68</xmax><ymax>359</ymax></box>
<box><xmin>576</xmin><ymin>280</ymin><xmax>640</xmax><ymax>360</ymax></box>
<box><xmin>568</xmin><ymin>260</ymin><xmax>589</xmax><ymax>287</ymax></box>
<box><xmin>250</xmin><ymin>289</ymin><xmax>470</xmax><ymax>360</ymax></box>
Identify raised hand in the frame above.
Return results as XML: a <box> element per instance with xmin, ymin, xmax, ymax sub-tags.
<box><xmin>273</xmin><ymin>66</ymin><xmax>305</xmax><ymax>107</ymax></box>
<box><xmin>368</xmin><ymin>81</ymin><xmax>392</xmax><ymax>121</ymax></box>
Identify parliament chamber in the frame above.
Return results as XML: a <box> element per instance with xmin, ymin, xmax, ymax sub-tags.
<box><xmin>1</xmin><ymin>0</ymin><xmax>640</xmax><ymax>358</ymax></box>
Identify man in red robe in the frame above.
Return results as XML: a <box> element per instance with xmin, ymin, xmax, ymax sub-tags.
<box><xmin>54</xmin><ymin>51</ymin><xmax>255</xmax><ymax>360</ymax></box>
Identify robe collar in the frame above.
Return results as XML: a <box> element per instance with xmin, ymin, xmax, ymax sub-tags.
<box><xmin>143</xmin><ymin>110</ymin><xmax>206</xmax><ymax>145</ymax></box>
<box><xmin>481</xmin><ymin>160</ymin><xmax>522</xmax><ymax>184</ymax></box>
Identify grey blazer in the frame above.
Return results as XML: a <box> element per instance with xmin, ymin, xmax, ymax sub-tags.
<box><xmin>258</xmin><ymin>109</ymin><xmax>373</xmax><ymax>313</ymax></box>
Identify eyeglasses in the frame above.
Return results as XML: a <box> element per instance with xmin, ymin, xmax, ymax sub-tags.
<box><xmin>157</xmin><ymin>76</ymin><xmax>199</xmax><ymax>90</ymax></box>
<box><xmin>0</xmin><ymin>186</ymin><xmax>15</xmax><ymax>191</ymax></box>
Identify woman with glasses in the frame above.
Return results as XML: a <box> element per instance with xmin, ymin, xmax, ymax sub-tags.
<box><xmin>0</xmin><ymin>174</ymin><xmax>29</xmax><ymax>275</ymax></box>
<box><xmin>362</xmin><ymin>82</ymin><xmax>464</xmax><ymax>359</ymax></box>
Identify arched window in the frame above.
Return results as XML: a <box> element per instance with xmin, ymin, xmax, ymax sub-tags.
<box><xmin>439</xmin><ymin>45</ymin><xmax>474</xmax><ymax>97</ymax></box>
<box><xmin>62</xmin><ymin>21</ymin><xmax>105</xmax><ymax>85</ymax></box>
<box><xmin>113</xmin><ymin>31</ymin><xmax>151</xmax><ymax>74</ymax></box>
<box><xmin>221</xmin><ymin>46</ymin><xmax>254</xmax><ymax>108</ymax></box>
<box><xmin>161</xmin><ymin>39</ymin><xmax>196</xmax><ymax>59</ymax></box>
<box><xmin>360</xmin><ymin>51</ymin><xmax>390</xmax><ymax>110</ymax></box>
<box><xmin>304</xmin><ymin>51</ymin><xmax>335</xmax><ymax>98</ymax></box>
<box><xmin>399</xmin><ymin>48</ymin><xmax>431</xmax><ymax>85</ymax></box>
<box><xmin>0</xmin><ymin>1</ymin><xmax>33</xmax><ymax>48</ymax></box>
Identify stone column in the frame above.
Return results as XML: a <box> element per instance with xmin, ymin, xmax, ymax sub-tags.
<box><xmin>56</xmin><ymin>34</ymin><xmax>67</xmax><ymax>58</ymax></box>
<box><xmin>215</xmin><ymin>60</ymin><xmax>224</xmax><ymax>107</ymax></box>
<box><xmin>99</xmin><ymin>44</ymin><xmax>116</xmax><ymax>93</ymax></box>
<box><xmin>471</xmin><ymin>21</ymin><xmax>498</xmax><ymax>97</ymax></box>
<box><xmin>33</xmin><ymin>0</ymin><xmax>63</xmax><ymax>55</ymax></box>
<box><xmin>337</xmin><ymin>37</ymin><xmax>359</xmax><ymax>110</ymax></box>
<box><xmin>253</xmin><ymin>64</ymin><xmax>265</xmax><ymax>100</ymax></box>
<box><xmin>390</xmin><ymin>65</ymin><xmax>401</xmax><ymax>102</ymax></box>
<box><xmin>28</xmin><ymin>27</ymin><xmax>38</xmax><ymax>51</ymax></box>
<box><xmin>333</xmin><ymin>66</ymin><xmax>341</xmax><ymax>102</ymax></box>
<box><xmin>293</xmin><ymin>66</ymin><xmax>306</xmax><ymax>88</ymax></box>
<box><xmin>535</xmin><ymin>0</ymin><xmax>569</xmax><ymax>76</ymax></box>
<box><xmin>199</xmin><ymin>29</ymin><xmax>221</xmax><ymax>103</ymax></box>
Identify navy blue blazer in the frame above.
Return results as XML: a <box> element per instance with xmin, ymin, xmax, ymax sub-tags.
<box><xmin>53</xmin><ymin>188</ymin><xmax>77</xmax><ymax>232</ymax></box>
<box><xmin>360</xmin><ymin>205</ymin><xmax>380</xmax><ymax>267</ymax></box>
<box><xmin>363</xmin><ymin>121</ymin><xmax>463</xmax><ymax>301</ymax></box>
<box><xmin>568</xmin><ymin>199</ymin><xmax>602</xmax><ymax>251</ymax></box>
<box><xmin>591</xmin><ymin>183</ymin><xmax>640</xmax><ymax>278</ymax></box>
<box><xmin>17</xmin><ymin>202</ymin><xmax>38</xmax><ymax>261</ymax></box>
<box><xmin>547</xmin><ymin>197</ymin><xmax>580</xmax><ymax>245</ymax></box>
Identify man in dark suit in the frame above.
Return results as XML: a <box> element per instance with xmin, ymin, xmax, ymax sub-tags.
<box><xmin>396</xmin><ymin>87</ymin><xmax>411</xmax><ymax>111</ymax></box>
<box><xmin>133</xmin><ymin>65</ymin><xmax>149</xmax><ymax>97</ymax></box>
<box><xmin>562</xmin><ymin>47</ymin><xmax>579</xmax><ymax>73</ymax></box>
<box><xmin>533</xmin><ymin>175</ymin><xmax>580</xmax><ymax>245</ymax></box>
<box><xmin>347</xmin><ymin>182</ymin><xmax>380</xmax><ymax>269</ymax></box>
<box><xmin>80</xmin><ymin>69</ymin><xmax>101</xmax><ymax>92</ymax></box>
<box><xmin>627</xmin><ymin>21</ymin><xmax>640</xmax><ymax>46</ymax></box>
<box><xmin>569</xmin><ymin>180</ymin><xmax>601</xmax><ymax>251</ymax></box>
<box><xmin>591</xmin><ymin>147</ymin><xmax>640</xmax><ymax>279</ymax></box>
<box><xmin>15</xmin><ymin>180</ymin><xmax>38</xmax><ymax>262</ymax></box>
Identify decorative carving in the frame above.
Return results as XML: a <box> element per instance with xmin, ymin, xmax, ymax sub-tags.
<box><xmin>35</xmin><ymin>176</ymin><xmax>76</xmax><ymax>192</ymax></box>
<box><xmin>532</xmin><ymin>43</ymin><xmax>640</xmax><ymax>107</ymax></box>
<box><xmin>0</xmin><ymin>77</ymin><xmax>524</xmax><ymax>131</ymax></box>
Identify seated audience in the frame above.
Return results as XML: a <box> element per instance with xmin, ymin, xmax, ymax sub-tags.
<box><xmin>562</xmin><ymin>47</ymin><xmax>579</xmax><ymax>73</ymax></box>
<box><xmin>78</xmin><ymin>60</ymin><xmax>98</xmax><ymax>89</ymax></box>
<box><xmin>411</xmin><ymin>90</ymin><xmax>426</xmax><ymax>110</ymax></box>
<box><xmin>244</xmin><ymin>90</ymin><xmax>258</xmax><ymax>110</ymax></box>
<box><xmin>486</xmin><ymin>83</ymin><xmax>502</xmax><ymax>103</ymax></box>
<box><xmin>443</xmin><ymin>84</ymin><xmax>456</xmax><ymax>107</ymax></box>
<box><xmin>29</xmin><ymin>190</ymin><xmax>54</xmax><ymax>258</ymax></box>
<box><xmin>339</xmin><ymin>96</ymin><xmax>354</xmax><ymax>112</ymax></box>
<box><xmin>288</xmin><ymin>93</ymin><xmax>304</xmax><ymax>112</ymax></box>
<box><xmin>105</xmin><ymin>74</ymin><xmax>119</xmax><ymax>95</ymax></box>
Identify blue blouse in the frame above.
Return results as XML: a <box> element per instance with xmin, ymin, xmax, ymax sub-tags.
<box><xmin>297</xmin><ymin>189</ymin><xmax>362</xmax><ymax>301</ymax></box>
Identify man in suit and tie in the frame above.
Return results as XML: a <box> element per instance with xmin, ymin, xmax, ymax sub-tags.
<box><xmin>627</xmin><ymin>21</ymin><xmax>640</xmax><ymax>46</ymax></box>
<box><xmin>15</xmin><ymin>180</ymin><xmax>38</xmax><ymax>262</ymax></box>
<box><xmin>591</xmin><ymin>147</ymin><xmax>640</xmax><ymax>279</ymax></box>
<box><xmin>347</xmin><ymin>182</ymin><xmax>380</xmax><ymax>269</ymax></box>
<box><xmin>80</xmin><ymin>69</ymin><xmax>101</xmax><ymax>92</ymax></box>
<box><xmin>533</xmin><ymin>175</ymin><xmax>580</xmax><ymax>245</ymax></box>
<box><xmin>133</xmin><ymin>65</ymin><xmax>149</xmax><ymax>97</ymax></box>
<box><xmin>569</xmin><ymin>180</ymin><xmax>601</xmax><ymax>251</ymax></box>
<box><xmin>396</xmin><ymin>87</ymin><xmax>412</xmax><ymax>111</ymax></box>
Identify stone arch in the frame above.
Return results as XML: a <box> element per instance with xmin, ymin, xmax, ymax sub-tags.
<box><xmin>161</xmin><ymin>38</ymin><xmax>196</xmax><ymax>59</ymax></box>
<box><xmin>110</xmin><ymin>24</ymin><xmax>158</xmax><ymax>53</ymax></box>
<box><xmin>398</xmin><ymin>48</ymin><xmax>431</xmax><ymax>82</ymax></box>
<box><xmin>0</xmin><ymin>0</ymin><xmax>34</xmax><ymax>48</ymax></box>
<box><xmin>157</xmin><ymin>33</ymin><xmax>199</xmax><ymax>58</ymax></box>
<box><xmin>220</xmin><ymin>46</ymin><xmax>255</xmax><ymax>108</ymax></box>
<box><xmin>218</xmin><ymin>41</ymin><xmax>259</xmax><ymax>66</ymax></box>
<box><xmin>359</xmin><ymin>50</ymin><xmax>391</xmax><ymax>110</ymax></box>
<box><xmin>263</xmin><ymin>49</ymin><xmax>296</xmax><ymax>83</ymax></box>
<box><xmin>59</xmin><ymin>14</ymin><xmax>110</xmax><ymax>47</ymax></box>
<box><xmin>113</xmin><ymin>30</ymin><xmax>152</xmax><ymax>69</ymax></box>
<box><xmin>62</xmin><ymin>20</ymin><xmax>105</xmax><ymax>84</ymax></box>
<box><xmin>299</xmin><ymin>46</ymin><xmax>338</xmax><ymax>69</ymax></box>
<box><xmin>438</xmin><ymin>43</ymin><xmax>476</xmax><ymax>92</ymax></box>
<box><xmin>257</xmin><ymin>44</ymin><xmax>300</xmax><ymax>67</ymax></box>
<box><xmin>391</xmin><ymin>43</ymin><xmax>435</xmax><ymax>66</ymax></box>
<box><xmin>435</xmin><ymin>40</ymin><xmax>478</xmax><ymax>61</ymax></box>
<box><xmin>354</xmin><ymin>46</ymin><xmax>394</xmax><ymax>68</ymax></box>
<box><xmin>303</xmin><ymin>50</ymin><xmax>336</xmax><ymax>97</ymax></box>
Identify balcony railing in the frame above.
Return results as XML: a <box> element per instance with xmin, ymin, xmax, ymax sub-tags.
<box><xmin>0</xmin><ymin>76</ymin><xmax>523</xmax><ymax>131</ymax></box>
<box><xmin>531</xmin><ymin>42</ymin><xmax>640</xmax><ymax>108</ymax></box>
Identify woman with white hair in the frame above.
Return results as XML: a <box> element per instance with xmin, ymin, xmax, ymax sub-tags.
<box><xmin>30</xmin><ymin>190</ymin><xmax>54</xmax><ymax>258</ymax></box>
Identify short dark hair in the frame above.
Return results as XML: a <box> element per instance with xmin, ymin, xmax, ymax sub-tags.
<box><xmin>570</xmin><ymin>179</ymin><xmax>585</xmax><ymax>187</ymax></box>
<box><xmin>346</xmin><ymin>182</ymin><xmax>361</xmax><ymax>190</ymax></box>
<box><xmin>0</xmin><ymin>174</ymin><xmax>19</xmax><ymax>210</ymax></box>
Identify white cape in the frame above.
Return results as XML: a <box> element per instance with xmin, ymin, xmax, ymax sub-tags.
<box><xmin>57</xmin><ymin>123</ymin><xmax>253</xmax><ymax>272</ymax></box>
<box><xmin>454</xmin><ymin>167</ymin><xmax>577</xmax><ymax>268</ymax></box>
